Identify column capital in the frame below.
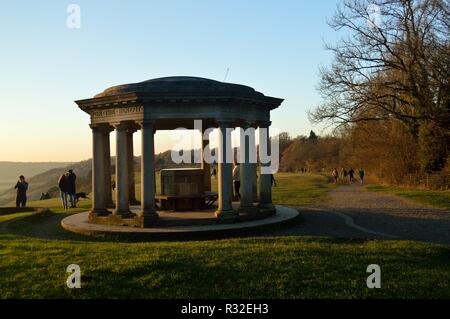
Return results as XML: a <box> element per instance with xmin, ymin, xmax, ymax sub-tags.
<box><xmin>138</xmin><ymin>120</ymin><xmax>155</xmax><ymax>130</ymax></box>
<box><xmin>216</xmin><ymin>119</ymin><xmax>235</xmax><ymax>128</ymax></box>
<box><xmin>112</xmin><ymin>122</ymin><xmax>132</xmax><ymax>131</ymax></box>
<box><xmin>257</xmin><ymin>120</ymin><xmax>271</xmax><ymax>128</ymax></box>
<box><xmin>90</xmin><ymin>123</ymin><xmax>113</xmax><ymax>133</ymax></box>
<box><xmin>239</xmin><ymin>120</ymin><xmax>257</xmax><ymax>129</ymax></box>
<box><xmin>127</xmin><ymin>127</ymin><xmax>138</xmax><ymax>134</ymax></box>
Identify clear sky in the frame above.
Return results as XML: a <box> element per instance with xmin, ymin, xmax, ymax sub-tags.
<box><xmin>0</xmin><ymin>0</ymin><xmax>341</xmax><ymax>162</ymax></box>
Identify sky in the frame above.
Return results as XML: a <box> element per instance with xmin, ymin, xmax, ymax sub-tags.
<box><xmin>0</xmin><ymin>0</ymin><xmax>342</xmax><ymax>162</ymax></box>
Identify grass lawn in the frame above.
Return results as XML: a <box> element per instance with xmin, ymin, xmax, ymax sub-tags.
<box><xmin>366</xmin><ymin>185</ymin><xmax>450</xmax><ymax>210</ymax></box>
<box><xmin>1</xmin><ymin>235</ymin><xmax>449</xmax><ymax>298</ymax></box>
<box><xmin>272</xmin><ymin>173</ymin><xmax>335</xmax><ymax>205</ymax></box>
<box><xmin>0</xmin><ymin>173</ymin><xmax>449</xmax><ymax>298</ymax></box>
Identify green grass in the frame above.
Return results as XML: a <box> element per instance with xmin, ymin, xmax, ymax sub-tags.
<box><xmin>0</xmin><ymin>235</ymin><xmax>449</xmax><ymax>298</ymax></box>
<box><xmin>366</xmin><ymin>185</ymin><xmax>450</xmax><ymax>210</ymax></box>
<box><xmin>272</xmin><ymin>173</ymin><xmax>336</xmax><ymax>205</ymax></box>
<box><xmin>0</xmin><ymin>173</ymin><xmax>449</xmax><ymax>298</ymax></box>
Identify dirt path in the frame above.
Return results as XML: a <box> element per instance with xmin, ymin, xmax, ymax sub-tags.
<box><xmin>271</xmin><ymin>184</ymin><xmax>450</xmax><ymax>245</ymax></box>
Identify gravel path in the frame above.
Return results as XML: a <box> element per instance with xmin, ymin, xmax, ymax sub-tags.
<box><xmin>270</xmin><ymin>184</ymin><xmax>450</xmax><ymax>245</ymax></box>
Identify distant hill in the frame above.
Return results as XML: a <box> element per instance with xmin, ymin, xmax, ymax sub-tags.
<box><xmin>0</xmin><ymin>161</ymin><xmax>73</xmax><ymax>181</ymax></box>
<box><xmin>0</xmin><ymin>161</ymin><xmax>73</xmax><ymax>193</ymax></box>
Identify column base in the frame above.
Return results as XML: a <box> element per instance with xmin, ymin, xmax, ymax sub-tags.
<box><xmin>89</xmin><ymin>211</ymin><xmax>158</xmax><ymax>228</ymax></box>
<box><xmin>237</xmin><ymin>205</ymin><xmax>260</xmax><ymax>215</ymax></box>
<box><xmin>214</xmin><ymin>209</ymin><xmax>237</xmax><ymax>223</ymax></box>
<box><xmin>106</xmin><ymin>202</ymin><xmax>115</xmax><ymax>209</ymax></box>
<box><xmin>112</xmin><ymin>209</ymin><xmax>133</xmax><ymax>218</ymax></box>
<box><xmin>258</xmin><ymin>203</ymin><xmax>276</xmax><ymax>214</ymax></box>
<box><xmin>136</xmin><ymin>212</ymin><xmax>159</xmax><ymax>227</ymax></box>
<box><xmin>90</xmin><ymin>209</ymin><xmax>110</xmax><ymax>217</ymax></box>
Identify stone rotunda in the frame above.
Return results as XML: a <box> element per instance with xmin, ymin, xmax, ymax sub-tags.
<box><xmin>75</xmin><ymin>76</ymin><xmax>284</xmax><ymax>228</ymax></box>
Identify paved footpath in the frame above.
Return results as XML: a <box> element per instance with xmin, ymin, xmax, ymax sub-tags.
<box><xmin>270</xmin><ymin>184</ymin><xmax>450</xmax><ymax>245</ymax></box>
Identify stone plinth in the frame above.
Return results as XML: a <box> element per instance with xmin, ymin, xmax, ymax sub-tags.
<box><xmin>89</xmin><ymin>211</ymin><xmax>158</xmax><ymax>228</ymax></box>
<box><xmin>160</xmin><ymin>168</ymin><xmax>205</xmax><ymax>210</ymax></box>
<box><xmin>62</xmin><ymin>205</ymin><xmax>298</xmax><ymax>240</ymax></box>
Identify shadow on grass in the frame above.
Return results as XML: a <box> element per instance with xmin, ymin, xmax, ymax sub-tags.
<box><xmin>0</xmin><ymin>208</ymin><xmax>107</xmax><ymax>242</ymax></box>
<box><xmin>0</xmin><ymin>206</ymin><xmax>306</xmax><ymax>243</ymax></box>
<box><xmin>3</xmin><ymin>235</ymin><xmax>449</xmax><ymax>298</ymax></box>
<box><xmin>0</xmin><ymin>207</ymin><xmax>38</xmax><ymax>216</ymax></box>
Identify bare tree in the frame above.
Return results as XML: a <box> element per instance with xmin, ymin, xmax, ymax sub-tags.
<box><xmin>311</xmin><ymin>0</ymin><xmax>449</xmax><ymax>123</ymax></box>
<box><xmin>310</xmin><ymin>0</ymin><xmax>450</xmax><ymax>171</ymax></box>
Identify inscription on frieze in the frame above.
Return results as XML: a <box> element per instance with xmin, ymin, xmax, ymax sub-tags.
<box><xmin>91</xmin><ymin>106</ymin><xmax>144</xmax><ymax>118</ymax></box>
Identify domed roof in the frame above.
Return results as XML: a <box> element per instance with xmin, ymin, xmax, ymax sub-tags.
<box><xmin>94</xmin><ymin>76</ymin><xmax>263</xmax><ymax>98</ymax></box>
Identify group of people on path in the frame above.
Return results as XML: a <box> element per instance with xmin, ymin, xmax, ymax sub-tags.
<box><xmin>332</xmin><ymin>167</ymin><xmax>365</xmax><ymax>185</ymax></box>
<box><xmin>58</xmin><ymin>170</ymin><xmax>77</xmax><ymax>209</ymax></box>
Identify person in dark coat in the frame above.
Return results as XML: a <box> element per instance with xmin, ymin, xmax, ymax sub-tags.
<box><xmin>14</xmin><ymin>175</ymin><xmax>28</xmax><ymax>207</ymax></box>
<box><xmin>348</xmin><ymin>168</ymin><xmax>355</xmax><ymax>183</ymax></box>
<box><xmin>58</xmin><ymin>173</ymin><xmax>69</xmax><ymax>209</ymax></box>
<box><xmin>66</xmin><ymin>169</ymin><xmax>77</xmax><ymax>208</ymax></box>
<box><xmin>358</xmin><ymin>168</ymin><xmax>365</xmax><ymax>185</ymax></box>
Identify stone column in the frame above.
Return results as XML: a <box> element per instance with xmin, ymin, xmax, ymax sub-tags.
<box><xmin>258</xmin><ymin>122</ymin><xmax>275</xmax><ymax>211</ymax></box>
<box><xmin>103</xmin><ymin>127</ymin><xmax>114</xmax><ymax>208</ymax></box>
<box><xmin>252</xmin><ymin>164</ymin><xmax>258</xmax><ymax>202</ymax></box>
<box><xmin>127</xmin><ymin>128</ymin><xmax>138</xmax><ymax>205</ymax></box>
<box><xmin>113</xmin><ymin>123</ymin><xmax>131</xmax><ymax>216</ymax></box>
<box><xmin>139</xmin><ymin>121</ymin><xmax>158</xmax><ymax>224</ymax></box>
<box><xmin>215</xmin><ymin>120</ymin><xmax>236</xmax><ymax>221</ymax></box>
<box><xmin>201</xmin><ymin>128</ymin><xmax>211</xmax><ymax>192</ymax></box>
<box><xmin>238</xmin><ymin>122</ymin><xmax>257</xmax><ymax>213</ymax></box>
<box><xmin>90</xmin><ymin>124</ymin><xmax>109</xmax><ymax>215</ymax></box>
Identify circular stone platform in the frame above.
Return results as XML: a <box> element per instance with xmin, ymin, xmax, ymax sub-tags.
<box><xmin>61</xmin><ymin>205</ymin><xmax>299</xmax><ymax>240</ymax></box>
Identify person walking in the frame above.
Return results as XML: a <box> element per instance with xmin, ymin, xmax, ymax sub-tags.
<box><xmin>341</xmin><ymin>168</ymin><xmax>348</xmax><ymax>183</ymax></box>
<box><xmin>348</xmin><ymin>168</ymin><xmax>355</xmax><ymax>183</ymax></box>
<box><xmin>58</xmin><ymin>173</ymin><xmax>69</xmax><ymax>209</ymax></box>
<box><xmin>66</xmin><ymin>169</ymin><xmax>77</xmax><ymax>208</ymax></box>
<box><xmin>332</xmin><ymin>168</ymin><xmax>339</xmax><ymax>184</ymax></box>
<box><xmin>14</xmin><ymin>175</ymin><xmax>28</xmax><ymax>207</ymax></box>
<box><xmin>358</xmin><ymin>168</ymin><xmax>365</xmax><ymax>185</ymax></box>
<box><xmin>232</xmin><ymin>161</ymin><xmax>240</xmax><ymax>200</ymax></box>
